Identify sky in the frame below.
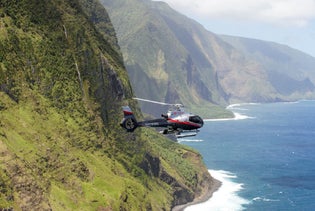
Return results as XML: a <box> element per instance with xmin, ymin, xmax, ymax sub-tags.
<box><xmin>154</xmin><ymin>0</ymin><xmax>315</xmax><ymax>57</ymax></box>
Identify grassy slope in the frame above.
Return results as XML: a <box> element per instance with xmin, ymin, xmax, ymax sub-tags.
<box><xmin>0</xmin><ymin>91</ymin><xmax>171</xmax><ymax>210</ymax></box>
<box><xmin>0</xmin><ymin>90</ymin><xmax>211</xmax><ymax>210</ymax></box>
<box><xmin>0</xmin><ymin>0</ymin><xmax>213</xmax><ymax>210</ymax></box>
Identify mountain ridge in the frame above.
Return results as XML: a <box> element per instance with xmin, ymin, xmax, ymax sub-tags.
<box><xmin>220</xmin><ymin>35</ymin><xmax>315</xmax><ymax>101</ymax></box>
<box><xmin>101</xmin><ymin>0</ymin><xmax>315</xmax><ymax>114</ymax></box>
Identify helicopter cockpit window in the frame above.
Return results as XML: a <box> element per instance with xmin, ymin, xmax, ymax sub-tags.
<box><xmin>189</xmin><ymin>116</ymin><xmax>203</xmax><ymax>124</ymax></box>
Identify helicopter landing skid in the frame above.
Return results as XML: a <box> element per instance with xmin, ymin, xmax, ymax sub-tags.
<box><xmin>175</xmin><ymin>130</ymin><xmax>199</xmax><ymax>138</ymax></box>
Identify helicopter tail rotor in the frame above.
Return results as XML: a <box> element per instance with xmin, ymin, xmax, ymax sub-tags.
<box><xmin>120</xmin><ymin>106</ymin><xmax>138</xmax><ymax>132</ymax></box>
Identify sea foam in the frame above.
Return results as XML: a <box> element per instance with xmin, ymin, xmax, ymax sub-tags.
<box><xmin>226</xmin><ymin>103</ymin><xmax>260</xmax><ymax>109</ymax></box>
<box><xmin>185</xmin><ymin>170</ymin><xmax>250</xmax><ymax>211</ymax></box>
<box><xmin>177</xmin><ymin>139</ymin><xmax>204</xmax><ymax>143</ymax></box>
<box><xmin>204</xmin><ymin>112</ymin><xmax>254</xmax><ymax>122</ymax></box>
<box><xmin>204</xmin><ymin>103</ymin><xmax>256</xmax><ymax>121</ymax></box>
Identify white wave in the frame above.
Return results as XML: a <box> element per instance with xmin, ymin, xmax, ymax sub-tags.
<box><xmin>230</xmin><ymin>107</ymin><xmax>249</xmax><ymax>111</ymax></box>
<box><xmin>205</xmin><ymin>102</ymin><xmax>257</xmax><ymax>121</ymax></box>
<box><xmin>298</xmin><ymin>99</ymin><xmax>315</xmax><ymax>102</ymax></box>
<box><xmin>185</xmin><ymin>170</ymin><xmax>250</xmax><ymax>211</ymax></box>
<box><xmin>252</xmin><ymin>196</ymin><xmax>280</xmax><ymax>202</ymax></box>
<box><xmin>226</xmin><ymin>103</ymin><xmax>260</xmax><ymax>109</ymax></box>
<box><xmin>226</xmin><ymin>104</ymin><xmax>243</xmax><ymax>109</ymax></box>
<box><xmin>279</xmin><ymin>99</ymin><xmax>315</xmax><ymax>104</ymax></box>
<box><xmin>234</xmin><ymin>112</ymin><xmax>253</xmax><ymax>120</ymax></box>
<box><xmin>204</xmin><ymin>112</ymin><xmax>254</xmax><ymax>122</ymax></box>
<box><xmin>178</xmin><ymin>139</ymin><xmax>204</xmax><ymax>143</ymax></box>
<box><xmin>282</xmin><ymin>101</ymin><xmax>299</xmax><ymax>104</ymax></box>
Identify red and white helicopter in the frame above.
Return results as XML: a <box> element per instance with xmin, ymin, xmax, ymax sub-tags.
<box><xmin>120</xmin><ymin>98</ymin><xmax>204</xmax><ymax>138</ymax></box>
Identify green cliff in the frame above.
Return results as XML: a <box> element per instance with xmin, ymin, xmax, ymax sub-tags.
<box><xmin>0</xmin><ymin>0</ymin><xmax>213</xmax><ymax>210</ymax></box>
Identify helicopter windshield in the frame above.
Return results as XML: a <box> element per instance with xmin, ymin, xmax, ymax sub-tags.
<box><xmin>189</xmin><ymin>115</ymin><xmax>204</xmax><ymax>125</ymax></box>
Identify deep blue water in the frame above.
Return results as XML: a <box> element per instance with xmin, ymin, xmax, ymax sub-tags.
<box><xmin>182</xmin><ymin>101</ymin><xmax>315</xmax><ymax>210</ymax></box>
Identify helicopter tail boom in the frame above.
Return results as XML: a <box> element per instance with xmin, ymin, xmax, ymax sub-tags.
<box><xmin>120</xmin><ymin>106</ymin><xmax>171</xmax><ymax>132</ymax></box>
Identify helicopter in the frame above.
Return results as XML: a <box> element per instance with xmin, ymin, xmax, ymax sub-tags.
<box><xmin>120</xmin><ymin>98</ymin><xmax>204</xmax><ymax>138</ymax></box>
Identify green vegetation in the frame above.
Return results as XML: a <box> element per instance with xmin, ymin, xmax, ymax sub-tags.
<box><xmin>0</xmin><ymin>90</ymin><xmax>210</xmax><ymax>210</ymax></box>
<box><xmin>0</xmin><ymin>0</ymin><xmax>212</xmax><ymax>210</ymax></box>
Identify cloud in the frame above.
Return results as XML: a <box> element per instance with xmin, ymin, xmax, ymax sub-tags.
<box><xmin>157</xmin><ymin>0</ymin><xmax>315</xmax><ymax>27</ymax></box>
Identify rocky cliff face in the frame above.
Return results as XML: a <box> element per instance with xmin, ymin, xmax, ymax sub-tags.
<box><xmin>139</xmin><ymin>151</ymin><xmax>213</xmax><ymax>208</ymax></box>
<box><xmin>101</xmin><ymin>0</ymin><xmax>315</xmax><ymax>111</ymax></box>
<box><xmin>220</xmin><ymin>35</ymin><xmax>315</xmax><ymax>102</ymax></box>
<box><xmin>0</xmin><ymin>0</ymin><xmax>214</xmax><ymax>210</ymax></box>
<box><xmin>100</xmin><ymin>0</ymin><xmax>232</xmax><ymax>119</ymax></box>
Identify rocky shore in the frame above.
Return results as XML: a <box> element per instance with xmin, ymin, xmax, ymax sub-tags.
<box><xmin>172</xmin><ymin>178</ymin><xmax>222</xmax><ymax>211</ymax></box>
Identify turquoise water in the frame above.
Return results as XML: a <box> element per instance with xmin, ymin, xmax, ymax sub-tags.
<box><xmin>182</xmin><ymin>101</ymin><xmax>315</xmax><ymax>210</ymax></box>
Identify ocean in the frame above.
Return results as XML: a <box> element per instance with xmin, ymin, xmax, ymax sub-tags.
<box><xmin>180</xmin><ymin>100</ymin><xmax>315</xmax><ymax>211</ymax></box>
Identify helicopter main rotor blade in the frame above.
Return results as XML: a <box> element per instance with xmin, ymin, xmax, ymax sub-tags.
<box><xmin>133</xmin><ymin>97</ymin><xmax>173</xmax><ymax>106</ymax></box>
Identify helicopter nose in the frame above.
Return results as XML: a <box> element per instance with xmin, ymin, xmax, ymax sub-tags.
<box><xmin>189</xmin><ymin>115</ymin><xmax>204</xmax><ymax>127</ymax></box>
<box><xmin>199</xmin><ymin>117</ymin><xmax>204</xmax><ymax>127</ymax></box>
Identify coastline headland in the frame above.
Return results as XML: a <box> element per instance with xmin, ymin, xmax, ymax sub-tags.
<box><xmin>172</xmin><ymin>174</ymin><xmax>221</xmax><ymax>211</ymax></box>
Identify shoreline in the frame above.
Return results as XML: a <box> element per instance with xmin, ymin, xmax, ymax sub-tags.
<box><xmin>172</xmin><ymin>103</ymin><xmax>251</xmax><ymax>211</ymax></box>
<box><xmin>172</xmin><ymin>177</ymin><xmax>222</xmax><ymax>211</ymax></box>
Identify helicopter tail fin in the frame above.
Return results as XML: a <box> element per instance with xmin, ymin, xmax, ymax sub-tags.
<box><xmin>120</xmin><ymin>106</ymin><xmax>138</xmax><ymax>132</ymax></box>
